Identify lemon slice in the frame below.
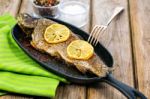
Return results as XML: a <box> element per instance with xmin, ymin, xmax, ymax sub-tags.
<box><xmin>44</xmin><ymin>23</ymin><xmax>70</xmax><ymax>43</ymax></box>
<box><xmin>67</xmin><ymin>40</ymin><xmax>94</xmax><ymax>60</ymax></box>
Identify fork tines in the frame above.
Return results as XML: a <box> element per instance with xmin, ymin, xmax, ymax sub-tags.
<box><xmin>88</xmin><ymin>25</ymin><xmax>106</xmax><ymax>46</ymax></box>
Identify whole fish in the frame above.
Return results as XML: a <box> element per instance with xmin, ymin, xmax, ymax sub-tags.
<box><xmin>17</xmin><ymin>13</ymin><xmax>110</xmax><ymax>77</ymax></box>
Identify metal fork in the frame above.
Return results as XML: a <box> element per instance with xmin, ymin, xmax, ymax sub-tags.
<box><xmin>88</xmin><ymin>7</ymin><xmax>124</xmax><ymax>46</ymax></box>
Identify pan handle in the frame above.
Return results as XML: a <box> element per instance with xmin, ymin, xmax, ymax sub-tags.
<box><xmin>101</xmin><ymin>74</ymin><xmax>147</xmax><ymax>99</ymax></box>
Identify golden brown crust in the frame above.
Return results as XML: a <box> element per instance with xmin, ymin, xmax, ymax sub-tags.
<box><xmin>31</xmin><ymin>18</ymin><xmax>109</xmax><ymax>77</ymax></box>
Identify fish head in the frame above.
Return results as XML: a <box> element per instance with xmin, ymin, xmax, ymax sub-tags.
<box><xmin>17</xmin><ymin>13</ymin><xmax>38</xmax><ymax>36</ymax></box>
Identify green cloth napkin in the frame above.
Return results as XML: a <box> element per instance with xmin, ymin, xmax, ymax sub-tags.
<box><xmin>0</xmin><ymin>14</ymin><xmax>67</xmax><ymax>97</ymax></box>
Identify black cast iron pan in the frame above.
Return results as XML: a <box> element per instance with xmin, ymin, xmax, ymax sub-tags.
<box><xmin>12</xmin><ymin>17</ymin><xmax>147</xmax><ymax>99</ymax></box>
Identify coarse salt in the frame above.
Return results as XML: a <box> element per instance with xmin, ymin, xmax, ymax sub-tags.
<box><xmin>62</xmin><ymin>4</ymin><xmax>86</xmax><ymax>15</ymax></box>
<box><xmin>59</xmin><ymin>1</ymin><xmax>88</xmax><ymax>27</ymax></box>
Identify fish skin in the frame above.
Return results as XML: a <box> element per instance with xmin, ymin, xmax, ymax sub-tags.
<box><xmin>17</xmin><ymin>14</ymin><xmax>109</xmax><ymax>77</ymax></box>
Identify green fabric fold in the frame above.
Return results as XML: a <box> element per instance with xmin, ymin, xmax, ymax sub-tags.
<box><xmin>0</xmin><ymin>72</ymin><xmax>59</xmax><ymax>97</ymax></box>
<box><xmin>0</xmin><ymin>13</ymin><xmax>67</xmax><ymax>97</ymax></box>
<box><xmin>0</xmin><ymin>91</ymin><xmax>6</xmax><ymax>96</ymax></box>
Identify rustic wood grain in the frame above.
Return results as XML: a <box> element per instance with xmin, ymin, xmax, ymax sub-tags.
<box><xmin>0</xmin><ymin>95</ymin><xmax>33</xmax><ymax>99</ymax></box>
<box><xmin>129</xmin><ymin>0</ymin><xmax>150</xmax><ymax>98</ymax></box>
<box><xmin>87</xmin><ymin>0</ymin><xmax>134</xmax><ymax>99</ymax></box>
<box><xmin>0</xmin><ymin>0</ymin><xmax>21</xmax><ymax>17</ymax></box>
<box><xmin>19</xmin><ymin>0</ymin><xmax>91</xmax><ymax>99</ymax></box>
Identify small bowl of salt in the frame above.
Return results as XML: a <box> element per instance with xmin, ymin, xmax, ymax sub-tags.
<box><xmin>58</xmin><ymin>1</ymin><xmax>89</xmax><ymax>28</ymax></box>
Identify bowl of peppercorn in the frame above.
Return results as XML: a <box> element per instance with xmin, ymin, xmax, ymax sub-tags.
<box><xmin>32</xmin><ymin>0</ymin><xmax>60</xmax><ymax>18</ymax></box>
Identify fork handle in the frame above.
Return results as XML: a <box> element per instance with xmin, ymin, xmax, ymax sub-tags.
<box><xmin>106</xmin><ymin>7</ymin><xmax>124</xmax><ymax>26</ymax></box>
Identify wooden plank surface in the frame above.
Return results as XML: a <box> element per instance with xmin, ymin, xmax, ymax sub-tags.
<box><xmin>129</xmin><ymin>0</ymin><xmax>150</xmax><ymax>98</ymax></box>
<box><xmin>0</xmin><ymin>0</ymin><xmax>21</xmax><ymax>17</ymax></box>
<box><xmin>87</xmin><ymin>0</ymin><xmax>134</xmax><ymax>99</ymax></box>
<box><xmin>19</xmin><ymin>0</ymin><xmax>91</xmax><ymax>99</ymax></box>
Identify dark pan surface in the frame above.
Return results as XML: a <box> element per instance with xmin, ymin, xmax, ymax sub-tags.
<box><xmin>12</xmin><ymin>18</ymin><xmax>113</xmax><ymax>84</ymax></box>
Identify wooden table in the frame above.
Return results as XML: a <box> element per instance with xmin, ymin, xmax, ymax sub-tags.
<box><xmin>0</xmin><ymin>0</ymin><xmax>150</xmax><ymax>98</ymax></box>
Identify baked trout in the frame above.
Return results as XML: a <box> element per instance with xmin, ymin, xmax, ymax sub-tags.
<box><xmin>17</xmin><ymin>13</ymin><xmax>110</xmax><ymax>77</ymax></box>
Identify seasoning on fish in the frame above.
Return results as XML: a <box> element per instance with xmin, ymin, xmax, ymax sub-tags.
<box><xmin>17</xmin><ymin>13</ymin><xmax>109</xmax><ymax>77</ymax></box>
